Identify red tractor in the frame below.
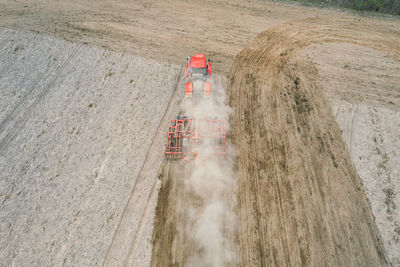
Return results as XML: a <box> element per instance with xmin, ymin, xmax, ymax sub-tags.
<box><xmin>185</xmin><ymin>53</ymin><xmax>211</xmax><ymax>97</ymax></box>
<box><xmin>165</xmin><ymin>116</ymin><xmax>227</xmax><ymax>160</ymax></box>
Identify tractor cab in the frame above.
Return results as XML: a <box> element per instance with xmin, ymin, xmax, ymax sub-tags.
<box><xmin>185</xmin><ymin>53</ymin><xmax>211</xmax><ymax>97</ymax></box>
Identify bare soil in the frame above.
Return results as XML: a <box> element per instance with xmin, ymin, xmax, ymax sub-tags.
<box><xmin>0</xmin><ymin>0</ymin><xmax>365</xmax><ymax>73</ymax></box>
<box><xmin>226</xmin><ymin>17</ymin><xmax>400</xmax><ymax>266</ymax></box>
<box><xmin>0</xmin><ymin>28</ymin><xmax>182</xmax><ymax>266</ymax></box>
<box><xmin>1</xmin><ymin>0</ymin><xmax>399</xmax><ymax>266</ymax></box>
<box><xmin>304</xmin><ymin>42</ymin><xmax>400</xmax><ymax>265</ymax></box>
<box><xmin>151</xmin><ymin>76</ymin><xmax>238</xmax><ymax>267</ymax></box>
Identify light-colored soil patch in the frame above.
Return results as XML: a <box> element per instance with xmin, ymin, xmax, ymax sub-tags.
<box><xmin>1</xmin><ymin>0</ymin><xmax>400</xmax><ymax>265</ymax></box>
<box><xmin>304</xmin><ymin>42</ymin><xmax>400</xmax><ymax>266</ymax></box>
<box><xmin>225</xmin><ymin>17</ymin><xmax>400</xmax><ymax>266</ymax></box>
<box><xmin>0</xmin><ymin>28</ymin><xmax>180</xmax><ymax>266</ymax></box>
<box><xmin>332</xmin><ymin>100</ymin><xmax>400</xmax><ymax>266</ymax></box>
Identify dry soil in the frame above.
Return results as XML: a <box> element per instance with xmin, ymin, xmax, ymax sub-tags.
<box><xmin>0</xmin><ymin>0</ymin><xmax>399</xmax><ymax>266</ymax></box>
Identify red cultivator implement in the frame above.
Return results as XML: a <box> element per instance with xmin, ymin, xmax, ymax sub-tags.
<box><xmin>165</xmin><ymin>116</ymin><xmax>227</xmax><ymax>160</ymax></box>
<box><xmin>185</xmin><ymin>53</ymin><xmax>212</xmax><ymax>97</ymax></box>
<box><xmin>165</xmin><ymin>54</ymin><xmax>225</xmax><ymax>160</ymax></box>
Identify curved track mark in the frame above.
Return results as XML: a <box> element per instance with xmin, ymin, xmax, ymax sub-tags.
<box><xmin>348</xmin><ymin>104</ymin><xmax>358</xmax><ymax>152</ymax></box>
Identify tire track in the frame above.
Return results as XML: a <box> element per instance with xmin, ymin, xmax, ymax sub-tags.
<box><xmin>348</xmin><ymin>104</ymin><xmax>357</xmax><ymax>152</ymax></box>
<box><xmin>0</xmin><ymin>43</ymin><xmax>82</xmax><ymax>153</ymax></box>
<box><xmin>0</xmin><ymin>41</ymin><xmax>72</xmax><ymax>134</ymax></box>
<box><xmin>151</xmin><ymin>75</ymin><xmax>238</xmax><ymax>267</ymax></box>
<box><xmin>102</xmin><ymin>66</ymin><xmax>183</xmax><ymax>267</ymax></box>
<box><xmin>227</xmin><ymin>18</ymin><xmax>389</xmax><ymax>266</ymax></box>
<box><xmin>123</xmin><ymin>167</ymin><xmax>160</xmax><ymax>266</ymax></box>
<box><xmin>333</xmin><ymin>101</ymin><xmax>342</xmax><ymax>119</ymax></box>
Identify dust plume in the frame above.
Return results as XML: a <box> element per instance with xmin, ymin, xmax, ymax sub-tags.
<box><xmin>181</xmin><ymin>76</ymin><xmax>238</xmax><ymax>266</ymax></box>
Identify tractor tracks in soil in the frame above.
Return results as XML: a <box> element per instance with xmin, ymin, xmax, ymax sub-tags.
<box><xmin>0</xmin><ymin>42</ymin><xmax>82</xmax><ymax>153</ymax></box>
<box><xmin>151</xmin><ymin>73</ymin><xmax>239</xmax><ymax>266</ymax></box>
<box><xmin>347</xmin><ymin>104</ymin><xmax>357</xmax><ymax>152</ymax></box>
<box><xmin>150</xmin><ymin>162</ymin><xmax>194</xmax><ymax>266</ymax></box>
<box><xmin>227</xmin><ymin>17</ymin><xmax>400</xmax><ymax>266</ymax></box>
<box><xmin>150</xmin><ymin>17</ymin><xmax>400</xmax><ymax>267</ymax></box>
<box><xmin>102</xmin><ymin>66</ymin><xmax>183</xmax><ymax>267</ymax></box>
<box><xmin>0</xmin><ymin>1</ymin><xmax>399</xmax><ymax>264</ymax></box>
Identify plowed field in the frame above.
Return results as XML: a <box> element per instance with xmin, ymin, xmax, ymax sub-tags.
<box><xmin>1</xmin><ymin>1</ymin><xmax>399</xmax><ymax>266</ymax></box>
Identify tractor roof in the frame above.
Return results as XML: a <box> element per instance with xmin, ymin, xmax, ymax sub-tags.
<box><xmin>190</xmin><ymin>53</ymin><xmax>207</xmax><ymax>68</ymax></box>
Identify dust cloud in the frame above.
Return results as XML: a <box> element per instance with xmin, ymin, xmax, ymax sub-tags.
<box><xmin>181</xmin><ymin>76</ymin><xmax>238</xmax><ymax>266</ymax></box>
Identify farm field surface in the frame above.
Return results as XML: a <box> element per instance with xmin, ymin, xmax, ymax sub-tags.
<box><xmin>0</xmin><ymin>0</ymin><xmax>399</xmax><ymax>266</ymax></box>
